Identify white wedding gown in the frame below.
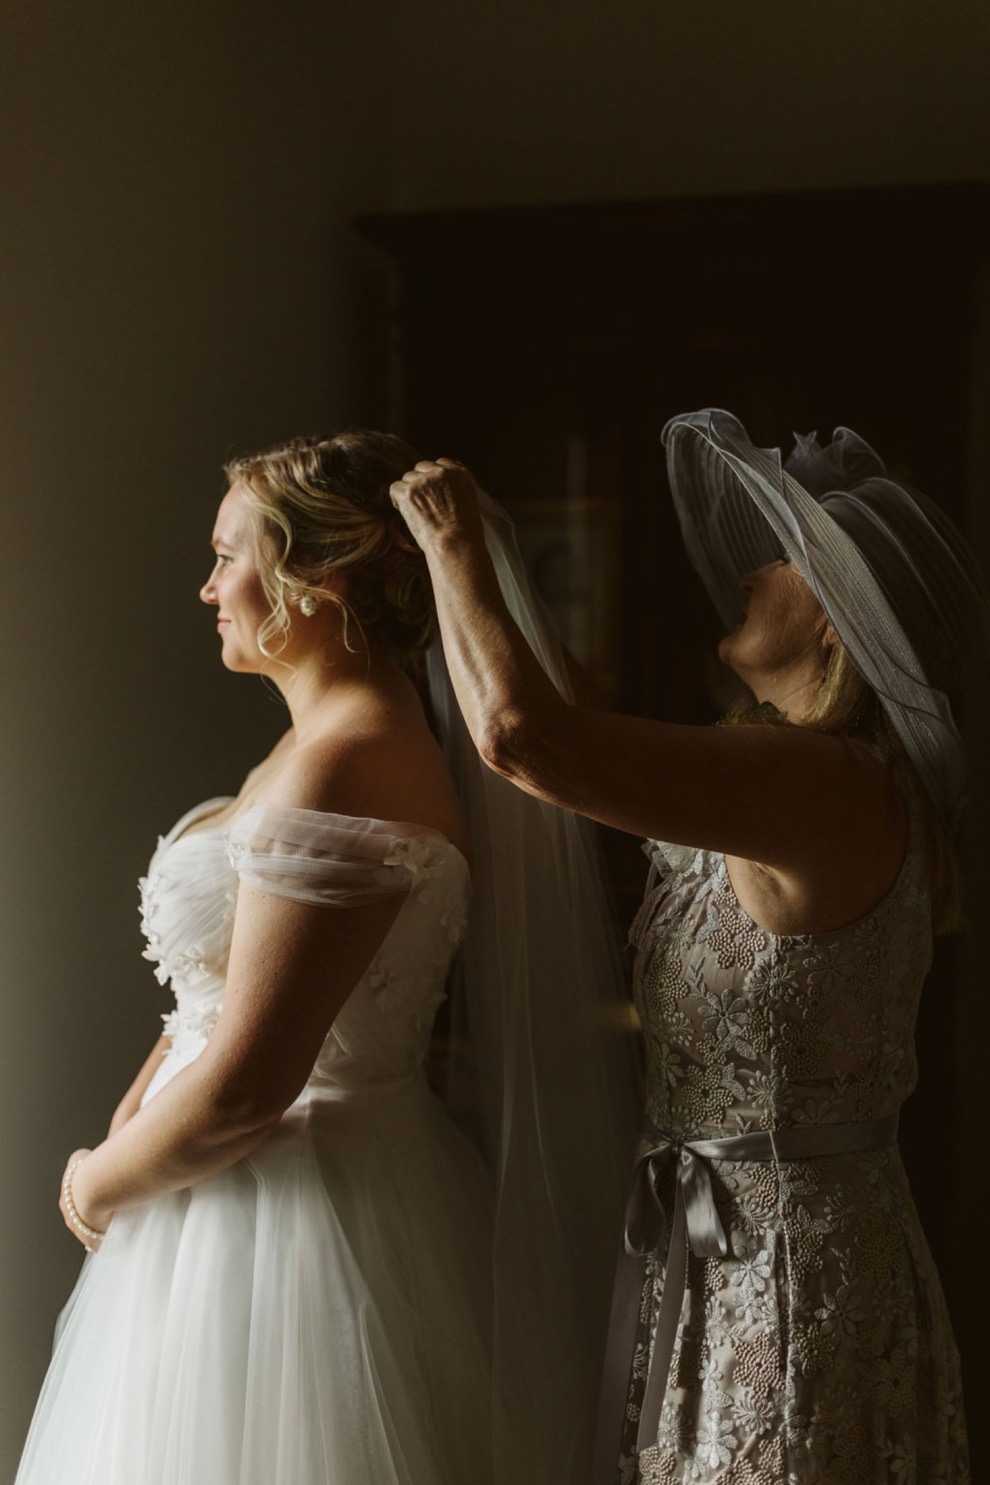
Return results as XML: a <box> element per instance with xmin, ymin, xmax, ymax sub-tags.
<box><xmin>16</xmin><ymin>798</ymin><xmax>496</xmax><ymax>1485</ymax></box>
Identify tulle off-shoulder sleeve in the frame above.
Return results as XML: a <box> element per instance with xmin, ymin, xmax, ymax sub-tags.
<box><xmin>226</xmin><ymin>804</ymin><xmax>429</xmax><ymax>907</ymax></box>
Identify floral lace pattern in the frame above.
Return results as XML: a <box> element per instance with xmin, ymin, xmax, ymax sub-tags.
<box><xmin>138</xmin><ymin>807</ymin><xmax>471</xmax><ymax>1091</ymax></box>
<box><xmin>382</xmin><ymin>835</ymin><xmax>469</xmax><ymax>944</ymax></box>
<box><xmin>161</xmin><ymin>1004</ymin><xmax>220</xmax><ymax>1050</ymax></box>
<box><xmin>138</xmin><ymin>861</ymin><xmax>176</xmax><ymax>986</ymax></box>
<box><xmin>618</xmin><ymin>837</ymin><xmax>968</xmax><ymax>1484</ymax></box>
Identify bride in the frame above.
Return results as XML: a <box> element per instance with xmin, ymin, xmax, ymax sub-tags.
<box><xmin>15</xmin><ymin>431</ymin><xmax>636</xmax><ymax>1485</ymax></box>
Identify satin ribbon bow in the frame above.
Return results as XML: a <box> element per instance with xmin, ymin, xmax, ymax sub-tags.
<box><xmin>624</xmin><ymin>1137</ymin><xmax>731</xmax><ymax>1450</ymax></box>
<box><xmin>592</xmin><ymin>1114</ymin><xmax>899</xmax><ymax>1483</ymax></box>
<box><xmin>592</xmin><ymin>1131</ymin><xmax>732</xmax><ymax>1483</ymax></box>
<box><xmin>624</xmin><ymin>1137</ymin><xmax>731</xmax><ymax>1265</ymax></box>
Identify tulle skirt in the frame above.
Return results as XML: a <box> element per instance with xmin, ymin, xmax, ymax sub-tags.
<box><xmin>16</xmin><ymin>1075</ymin><xmax>494</xmax><ymax>1485</ymax></box>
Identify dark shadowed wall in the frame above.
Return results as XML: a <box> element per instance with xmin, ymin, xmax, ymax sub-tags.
<box><xmin>3</xmin><ymin>1</ymin><xmax>989</xmax><ymax>1477</ymax></box>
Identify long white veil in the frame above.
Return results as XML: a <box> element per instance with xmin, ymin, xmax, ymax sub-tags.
<box><xmin>426</xmin><ymin>494</ymin><xmax>640</xmax><ymax>1484</ymax></box>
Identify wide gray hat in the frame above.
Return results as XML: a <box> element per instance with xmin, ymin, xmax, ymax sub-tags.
<box><xmin>662</xmin><ymin>408</ymin><xmax>990</xmax><ymax>831</ymax></box>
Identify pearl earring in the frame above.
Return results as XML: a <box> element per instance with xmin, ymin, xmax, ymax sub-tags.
<box><xmin>299</xmin><ymin>594</ymin><xmax>317</xmax><ymax>617</ymax></box>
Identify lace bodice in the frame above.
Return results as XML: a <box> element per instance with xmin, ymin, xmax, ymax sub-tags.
<box><xmin>617</xmin><ymin>830</ymin><xmax>971</xmax><ymax>1484</ymax></box>
<box><xmin>138</xmin><ymin>798</ymin><xmax>470</xmax><ymax>1090</ymax></box>
<box><xmin>629</xmin><ymin>832</ymin><xmax>932</xmax><ymax>1140</ymax></box>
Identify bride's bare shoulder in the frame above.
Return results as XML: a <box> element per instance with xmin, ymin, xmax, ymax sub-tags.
<box><xmin>230</xmin><ymin>727</ymin><xmax>295</xmax><ymax>799</ymax></box>
<box><xmin>258</xmin><ymin>701</ymin><xmax>467</xmax><ymax>849</ymax></box>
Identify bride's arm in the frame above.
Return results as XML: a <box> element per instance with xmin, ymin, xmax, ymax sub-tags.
<box><xmin>107</xmin><ymin>1035</ymin><xmax>172</xmax><ymax>1136</ymax></box>
<box><xmin>68</xmin><ymin>879</ymin><xmax>403</xmax><ymax>1237</ymax></box>
<box><xmin>64</xmin><ymin>739</ymin><xmax>433</xmax><ymax>1241</ymax></box>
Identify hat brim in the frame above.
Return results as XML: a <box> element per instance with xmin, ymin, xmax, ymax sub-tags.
<box><xmin>662</xmin><ymin>409</ymin><xmax>965</xmax><ymax>829</ymax></box>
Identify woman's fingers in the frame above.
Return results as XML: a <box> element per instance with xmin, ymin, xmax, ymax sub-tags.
<box><xmin>389</xmin><ymin>459</ymin><xmax>482</xmax><ymax>550</ymax></box>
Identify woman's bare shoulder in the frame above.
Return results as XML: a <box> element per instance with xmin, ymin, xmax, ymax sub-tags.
<box><xmin>726</xmin><ymin>736</ymin><xmax>909</xmax><ymax>934</ymax></box>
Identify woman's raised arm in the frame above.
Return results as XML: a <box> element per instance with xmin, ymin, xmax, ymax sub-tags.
<box><xmin>390</xmin><ymin>460</ymin><xmax>900</xmax><ymax>884</ymax></box>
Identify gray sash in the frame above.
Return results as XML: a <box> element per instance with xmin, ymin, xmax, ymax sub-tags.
<box><xmin>593</xmin><ymin>1113</ymin><xmax>899</xmax><ymax>1482</ymax></box>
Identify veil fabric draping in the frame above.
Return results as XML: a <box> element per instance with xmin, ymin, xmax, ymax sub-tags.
<box><xmin>426</xmin><ymin>493</ymin><xmax>641</xmax><ymax>1483</ymax></box>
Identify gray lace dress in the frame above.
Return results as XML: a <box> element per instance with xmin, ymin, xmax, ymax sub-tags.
<box><xmin>616</xmin><ymin>830</ymin><xmax>968</xmax><ymax>1484</ymax></box>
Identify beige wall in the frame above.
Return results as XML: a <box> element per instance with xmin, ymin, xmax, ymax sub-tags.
<box><xmin>3</xmin><ymin>0</ymin><xmax>989</xmax><ymax>1474</ymax></box>
<box><xmin>0</xmin><ymin>1</ymin><xmax>396</xmax><ymax>1467</ymax></box>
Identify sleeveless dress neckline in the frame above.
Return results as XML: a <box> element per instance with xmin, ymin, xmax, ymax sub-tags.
<box><xmin>715</xmin><ymin>820</ymin><xmax>914</xmax><ymax>944</ymax></box>
<box><xmin>619</xmin><ymin>821</ymin><xmax>968</xmax><ymax>1482</ymax></box>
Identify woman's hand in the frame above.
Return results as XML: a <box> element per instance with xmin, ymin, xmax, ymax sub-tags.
<box><xmin>59</xmin><ymin>1148</ymin><xmax>113</xmax><ymax>1251</ymax></box>
<box><xmin>389</xmin><ymin>458</ymin><xmax>484</xmax><ymax>552</ymax></box>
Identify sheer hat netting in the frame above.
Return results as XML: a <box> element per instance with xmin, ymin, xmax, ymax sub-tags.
<box><xmin>662</xmin><ymin>408</ymin><xmax>990</xmax><ymax>831</ymax></box>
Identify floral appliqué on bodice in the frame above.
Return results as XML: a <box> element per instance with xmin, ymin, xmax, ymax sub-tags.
<box><xmin>619</xmin><ymin>835</ymin><xmax>968</xmax><ymax>1484</ymax></box>
<box><xmin>138</xmin><ymin>800</ymin><xmax>470</xmax><ymax>1091</ymax></box>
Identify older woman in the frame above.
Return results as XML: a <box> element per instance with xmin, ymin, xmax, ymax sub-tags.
<box><xmin>16</xmin><ymin>431</ymin><xmax>633</xmax><ymax>1485</ymax></box>
<box><xmin>391</xmin><ymin>409</ymin><xmax>987</xmax><ymax>1485</ymax></box>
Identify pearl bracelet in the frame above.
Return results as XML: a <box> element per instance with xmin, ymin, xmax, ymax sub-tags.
<box><xmin>62</xmin><ymin>1159</ymin><xmax>106</xmax><ymax>1247</ymax></box>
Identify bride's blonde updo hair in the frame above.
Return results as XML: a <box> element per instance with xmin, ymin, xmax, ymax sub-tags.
<box><xmin>224</xmin><ymin>430</ymin><xmax>433</xmax><ymax>659</ymax></box>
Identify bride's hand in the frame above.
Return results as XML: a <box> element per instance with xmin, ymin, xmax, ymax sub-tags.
<box><xmin>389</xmin><ymin>458</ymin><xmax>484</xmax><ymax>552</ymax></box>
<box><xmin>60</xmin><ymin>1149</ymin><xmax>113</xmax><ymax>1251</ymax></box>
